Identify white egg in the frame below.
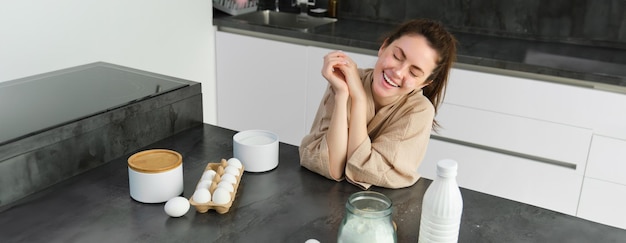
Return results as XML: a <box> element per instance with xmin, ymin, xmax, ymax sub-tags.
<box><xmin>217</xmin><ymin>181</ymin><xmax>234</xmax><ymax>193</ymax></box>
<box><xmin>227</xmin><ymin>158</ymin><xmax>243</xmax><ymax>169</ymax></box>
<box><xmin>305</xmin><ymin>239</ymin><xmax>321</xmax><ymax>243</ymax></box>
<box><xmin>224</xmin><ymin>165</ymin><xmax>240</xmax><ymax>177</ymax></box>
<box><xmin>196</xmin><ymin>179</ymin><xmax>212</xmax><ymax>190</ymax></box>
<box><xmin>212</xmin><ymin>187</ymin><xmax>231</xmax><ymax>205</ymax></box>
<box><xmin>221</xmin><ymin>173</ymin><xmax>237</xmax><ymax>185</ymax></box>
<box><xmin>192</xmin><ymin>188</ymin><xmax>211</xmax><ymax>203</ymax></box>
<box><xmin>201</xmin><ymin>170</ymin><xmax>216</xmax><ymax>181</ymax></box>
<box><xmin>164</xmin><ymin>196</ymin><xmax>190</xmax><ymax>217</ymax></box>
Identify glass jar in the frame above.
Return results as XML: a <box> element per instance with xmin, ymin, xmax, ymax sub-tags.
<box><xmin>337</xmin><ymin>191</ymin><xmax>397</xmax><ymax>243</ymax></box>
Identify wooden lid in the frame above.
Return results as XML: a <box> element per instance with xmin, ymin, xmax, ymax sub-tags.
<box><xmin>127</xmin><ymin>149</ymin><xmax>182</xmax><ymax>173</ymax></box>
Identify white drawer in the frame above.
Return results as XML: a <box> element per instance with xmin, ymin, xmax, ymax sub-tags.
<box><xmin>586</xmin><ymin>135</ymin><xmax>626</xmax><ymax>185</ymax></box>
<box><xmin>421</xmin><ymin>139</ymin><xmax>583</xmax><ymax>215</ymax></box>
<box><xmin>446</xmin><ymin>68</ymin><xmax>626</xmax><ymax>139</ymax></box>
<box><xmin>435</xmin><ymin>103</ymin><xmax>592</xmax><ymax>172</ymax></box>
<box><xmin>578</xmin><ymin>178</ymin><xmax>626</xmax><ymax>229</ymax></box>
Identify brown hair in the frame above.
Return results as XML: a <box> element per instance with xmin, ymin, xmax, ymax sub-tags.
<box><xmin>381</xmin><ymin>19</ymin><xmax>457</xmax><ymax>129</ymax></box>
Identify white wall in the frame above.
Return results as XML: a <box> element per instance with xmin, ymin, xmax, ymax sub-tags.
<box><xmin>0</xmin><ymin>0</ymin><xmax>217</xmax><ymax>124</ymax></box>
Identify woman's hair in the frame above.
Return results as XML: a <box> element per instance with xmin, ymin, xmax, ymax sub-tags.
<box><xmin>381</xmin><ymin>19</ymin><xmax>458</xmax><ymax>129</ymax></box>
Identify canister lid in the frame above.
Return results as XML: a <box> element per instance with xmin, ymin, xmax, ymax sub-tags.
<box><xmin>128</xmin><ymin>149</ymin><xmax>182</xmax><ymax>173</ymax></box>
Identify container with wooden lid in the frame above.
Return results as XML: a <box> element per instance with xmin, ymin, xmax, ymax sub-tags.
<box><xmin>128</xmin><ymin>149</ymin><xmax>183</xmax><ymax>203</ymax></box>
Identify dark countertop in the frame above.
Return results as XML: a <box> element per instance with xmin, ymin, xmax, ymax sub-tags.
<box><xmin>0</xmin><ymin>62</ymin><xmax>190</xmax><ymax>145</ymax></box>
<box><xmin>213</xmin><ymin>11</ymin><xmax>626</xmax><ymax>92</ymax></box>
<box><xmin>1</xmin><ymin>124</ymin><xmax>625</xmax><ymax>242</ymax></box>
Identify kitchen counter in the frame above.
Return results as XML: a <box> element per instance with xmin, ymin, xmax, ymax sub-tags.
<box><xmin>213</xmin><ymin>11</ymin><xmax>626</xmax><ymax>94</ymax></box>
<box><xmin>1</xmin><ymin>124</ymin><xmax>625</xmax><ymax>242</ymax></box>
<box><xmin>0</xmin><ymin>62</ymin><xmax>189</xmax><ymax>145</ymax></box>
<box><xmin>0</xmin><ymin>62</ymin><xmax>202</xmax><ymax>209</ymax></box>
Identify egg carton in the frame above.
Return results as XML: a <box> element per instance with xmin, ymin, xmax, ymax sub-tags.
<box><xmin>213</xmin><ymin>0</ymin><xmax>258</xmax><ymax>16</ymax></box>
<box><xmin>189</xmin><ymin>159</ymin><xmax>244</xmax><ymax>214</ymax></box>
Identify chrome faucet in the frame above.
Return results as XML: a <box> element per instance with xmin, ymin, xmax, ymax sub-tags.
<box><xmin>275</xmin><ymin>0</ymin><xmax>315</xmax><ymax>14</ymax></box>
<box><xmin>293</xmin><ymin>0</ymin><xmax>315</xmax><ymax>15</ymax></box>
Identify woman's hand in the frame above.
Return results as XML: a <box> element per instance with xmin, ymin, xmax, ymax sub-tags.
<box><xmin>322</xmin><ymin>51</ymin><xmax>364</xmax><ymax>101</ymax></box>
<box><xmin>322</xmin><ymin>51</ymin><xmax>350</xmax><ymax>97</ymax></box>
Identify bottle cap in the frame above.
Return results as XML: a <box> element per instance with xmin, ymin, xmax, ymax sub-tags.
<box><xmin>436</xmin><ymin>159</ymin><xmax>458</xmax><ymax>177</ymax></box>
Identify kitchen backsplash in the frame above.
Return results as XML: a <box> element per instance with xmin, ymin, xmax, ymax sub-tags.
<box><xmin>259</xmin><ymin>0</ymin><xmax>626</xmax><ymax>49</ymax></box>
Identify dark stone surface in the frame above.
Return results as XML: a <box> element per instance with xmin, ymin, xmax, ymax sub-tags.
<box><xmin>0</xmin><ymin>63</ymin><xmax>189</xmax><ymax>144</ymax></box>
<box><xmin>0</xmin><ymin>63</ymin><xmax>203</xmax><ymax>208</ymax></box>
<box><xmin>1</xmin><ymin>124</ymin><xmax>624</xmax><ymax>242</ymax></box>
<box><xmin>261</xmin><ymin>0</ymin><xmax>626</xmax><ymax>48</ymax></box>
<box><xmin>214</xmin><ymin>10</ymin><xmax>626</xmax><ymax>89</ymax></box>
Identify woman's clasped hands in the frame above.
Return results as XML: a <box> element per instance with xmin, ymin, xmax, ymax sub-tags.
<box><xmin>322</xmin><ymin>51</ymin><xmax>366</xmax><ymax>101</ymax></box>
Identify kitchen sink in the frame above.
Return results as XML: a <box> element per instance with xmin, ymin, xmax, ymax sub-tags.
<box><xmin>232</xmin><ymin>10</ymin><xmax>337</xmax><ymax>31</ymax></box>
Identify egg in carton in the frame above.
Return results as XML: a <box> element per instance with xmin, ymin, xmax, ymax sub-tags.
<box><xmin>189</xmin><ymin>158</ymin><xmax>244</xmax><ymax>214</ymax></box>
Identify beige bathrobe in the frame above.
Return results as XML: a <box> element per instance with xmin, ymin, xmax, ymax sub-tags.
<box><xmin>299</xmin><ymin>68</ymin><xmax>435</xmax><ymax>189</ymax></box>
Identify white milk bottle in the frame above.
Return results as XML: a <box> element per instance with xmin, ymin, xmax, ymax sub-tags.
<box><xmin>418</xmin><ymin>159</ymin><xmax>463</xmax><ymax>243</ymax></box>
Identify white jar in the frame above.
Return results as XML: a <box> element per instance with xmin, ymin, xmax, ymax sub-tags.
<box><xmin>127</xmin><ymin>149</ymin><xmax>183</xmax><ymax>203</ymax></box>
<box><xmin>233</xmin><ymin>130</ymin><xmax>279</xmax><ymax>172</ymax></box>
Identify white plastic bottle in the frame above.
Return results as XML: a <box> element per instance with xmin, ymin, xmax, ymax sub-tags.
<box><xmin>418</xmin><ymin>159</ymin><xmax>463</xmax><ymax>243</ymax></box>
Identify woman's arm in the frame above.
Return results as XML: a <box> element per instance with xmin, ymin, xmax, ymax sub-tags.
<box><xmin>326</xmin><ymin>91</ymin><xmax>348</xmax><ymax>179</ymax></box>
<box><xmin>316</xmin><ymin>50</ymin><xmax>369</xmax><ymax>179</ymax></box>
<box><xmin>321</xmin><ymin>51</ymin><xmax>351</xmax><ymax>179</ymax></box>
<box><xmin>342</xmin><ymin>61</ymin><xmax>368</xmax><ymax>162</ymax></box>
<box><xmin>345</xmin><ymin>101</ymin><xmax>435</xmax><ymax>189</ymax></box>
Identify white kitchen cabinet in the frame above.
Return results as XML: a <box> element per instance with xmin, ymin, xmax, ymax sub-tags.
<box><xmin>420</xmin><ymin>67</ymin><xmax>598</xmax><ymax>215</ymax></box>
<box><xmin>216</xmin><ymin>31</ymin><xmax>307</xmax><ymax>145</ymax></box>
<box><xmin>577</xmin><ymin>135</ymin><xmax>626</xmax><ymax>228</ymax></box>
<box><xmin>578</xmin><ymin>178</ymin><xmax>626</xmax><ymax>229</ymax></box>
<box><xmin>421</xmin><ymin>139</ymin><xmax>583</xmax><ymax>215</ymax></box>
<box><xmin>445</xmin><ymin>68</ymin><xmax>626</xmax><ymax>140</ymax></box>
<box><xmin>586</xmin><ymin>135</ymin><xmax>626</xmax><ymax>185</ymax></box>
<box><xmin>434</xmin><ymin>103</ymin><xmax>592</xmax><ymax>173</ymax></box>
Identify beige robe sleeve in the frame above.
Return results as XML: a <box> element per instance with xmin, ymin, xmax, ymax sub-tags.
<box><xmin>345</xmin><ymin>102</ymin><xmax>434</xmax><ymax>189</ymax></box>
<box><xmin>299</xmin><ymin>84</ymin><xmax>341</xmax><ymax>181</ymax></box>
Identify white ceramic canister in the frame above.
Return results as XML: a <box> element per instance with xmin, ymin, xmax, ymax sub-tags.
<box><xmin>233</xmin><ymin>130</ymin><xmax>279</xmax><ymax>172</ymax></box>
<box><xmin>127</xmin><ymin>149</ymin><xmax>183</xmax><ymax>203</ymax></box>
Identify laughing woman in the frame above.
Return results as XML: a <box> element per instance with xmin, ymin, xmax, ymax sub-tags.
<box><xmin>299</xmin><ymin>19</ymin><xmax>457</xmax><ymax>189</ymax></box>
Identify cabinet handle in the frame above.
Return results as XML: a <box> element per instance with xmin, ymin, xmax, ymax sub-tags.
<box><xmin>430</xmin><ymin>135</ymin><xmax>577</xmax><ymax>170</ymax></box>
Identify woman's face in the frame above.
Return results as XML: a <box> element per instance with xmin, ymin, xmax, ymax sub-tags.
<box><xmin>372</xmin><ymin>34</ymin><xmax>439</xmax><ymax>107</ymax></box>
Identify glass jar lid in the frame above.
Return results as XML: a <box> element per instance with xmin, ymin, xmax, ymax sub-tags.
<box><xmin>346</xmin><ymin>191</ymin><xmax>393</xmax><ymax>218</ymax></box>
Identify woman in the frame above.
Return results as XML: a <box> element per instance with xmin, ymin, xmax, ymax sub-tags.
<box><xmin>299</xmin><ymin>19</ymin><xmax>457</xmax><ymax>189</ymax></box>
